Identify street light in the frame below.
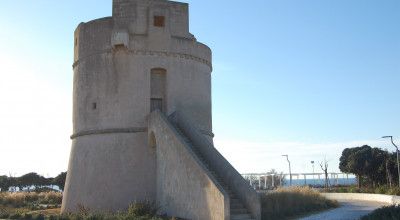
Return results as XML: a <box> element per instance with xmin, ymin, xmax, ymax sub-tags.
<box><xmin>382</xmin><ymin>136</ymin><xmax>400</xmax><ymax>188</ymax></box>
<box><xmin>282</xmin><ymin>154</ymin><xmax>292</xmax><ymax>186</ymax></box>
<box><xmin>311</xmin><ymin>161</ymin><xmax>315</xmax><ymax>186</ymax></box>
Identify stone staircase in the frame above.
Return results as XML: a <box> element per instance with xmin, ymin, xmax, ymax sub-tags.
<box><xmin>174</xmin><ymin>126</ymin><xmax>255</xmax><ymax>220</ymax></box>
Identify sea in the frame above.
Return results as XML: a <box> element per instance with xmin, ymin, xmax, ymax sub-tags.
<box><xmin>283</xmin><ymin>177</ymin><xmax>357</xmax><ymax>187</ymax></box>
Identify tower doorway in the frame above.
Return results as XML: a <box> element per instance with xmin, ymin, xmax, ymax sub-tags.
<box><xmin>150</xmin><ymin>68</ymin><xmax>166</xmax><ymax>112</ymax></box>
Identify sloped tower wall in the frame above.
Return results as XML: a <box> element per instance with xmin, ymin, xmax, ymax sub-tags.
<box><xmin>62</xmin><ymin>0</ymin><xmax>212</xmax><ymax>212</ymax></box>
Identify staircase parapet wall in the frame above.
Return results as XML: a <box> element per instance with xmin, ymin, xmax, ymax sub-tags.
<box><xmin>148</xmin><ymin>110</ymin><xmax>230</xmax><ymax>220</ymax></box>
<box><xmin>173</xmin><ymin>111</ymin><xmax>261</xmax><ymax>220</ymax></box>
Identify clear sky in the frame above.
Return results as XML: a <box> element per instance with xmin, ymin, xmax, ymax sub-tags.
<box><xmin>0</xmin><ymin>0</ymin><xmax>399</xmax><ymax>177</ymax></box>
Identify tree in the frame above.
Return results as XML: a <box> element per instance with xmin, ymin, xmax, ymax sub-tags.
<box><xmin>368</xmin><ymin>147</ymin><xmax>387</xmax><ymax>186</ymax></box>
<box><xmin>386</xmin><ymin>153</ymin><xmax>399</xmax><ymax>187</ymax></box>
<box><xmin>339</xmin><ymin>145</ymin><xmax>399</xmax><ymax>188</ymax></box>
<box><xmin>53</xmin><ymin>172</ymin><xmax>67</xmax><ymax>191</ymax></box>
<box><xmin>320</xmin><ymin>159</ymin><xmax>329</xmax><ymax>189</ymax></box>
<box><xmin>0</xmin><ymin>175</ymin><xmax>10</xmax><ymax>192</ymax></box>
<box><xmin>384</xmin><ymin>151</ymin><xmax>393</xmax><ymax>188</ymax></box>
<box><xmin>19</xmin><ymin>172</ymin><xmax>44</xmax><ymax>191</ymax></box>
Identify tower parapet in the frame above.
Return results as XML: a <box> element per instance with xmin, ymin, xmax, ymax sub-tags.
<box><xmin>112</xmin><ymin>0</ymin><xmax>192</xmax><ymax>39</ymax></box>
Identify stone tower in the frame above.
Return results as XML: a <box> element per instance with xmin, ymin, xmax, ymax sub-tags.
<box><xmin>62</xmin><ymin>1</ymin><xmax>260</xmax><ymax>219</ymax></box>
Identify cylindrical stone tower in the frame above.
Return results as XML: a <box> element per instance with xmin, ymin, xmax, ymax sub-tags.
<box><xmin>62</xmin><ymin>0</ymin><xmax>212</xmax><ymax>212</ymax></box>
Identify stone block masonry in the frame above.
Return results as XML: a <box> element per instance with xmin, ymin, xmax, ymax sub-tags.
<box><xmin>62</xmin><ymin>1</ymin><xmax>260</xmax><ymax>219</ymax></box>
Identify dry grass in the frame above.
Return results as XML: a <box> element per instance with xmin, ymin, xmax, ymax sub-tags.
<box><xmin>0</xmin><ymin>196</ymin><xmax>181</xmax><ymax>220</ymax></box>
<box><xmin>261</xmin><ymin>186</ymin><xmax>339</xmax><ymax>220</ymax></box>
<box><xmin>0</xmin><ymin>191</ymin><xmax>62</xmax><ymax>208</ymax></box>
<box><xmin>29</xmin><ymin>208</ymin><xmax>61</xmax><ymax>215</ymax></box>
<box><xmin>1</xmin><ymin>189</ymin><xmax>337</xmax><ymax>220</ymax></box>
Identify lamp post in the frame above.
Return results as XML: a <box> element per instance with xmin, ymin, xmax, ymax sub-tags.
<box><xmin>282</xmin><ymin>154</ymin><xmax>292</xmax><ymax>186</ymax></box>
<box><xmin>382</xmin><ymin>136</ymin><xmax>400</xmax><ymax>188</ymax></box>
<box><xmin>311</xmin><ymin>161</ymin><xmax>315</xmax><ymax>186</ymax></box>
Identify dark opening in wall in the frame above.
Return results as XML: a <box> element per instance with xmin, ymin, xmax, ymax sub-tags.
<box><xmin>154</xmin><ymin>16</ymin><xmax>165</xmax><ymax>27</ymax></box>
<box><xmin>150</xmin><ymin>98</ymin><xmax>163</xmax><ymax>112</ymax></box>
<box><xmin>150</xmin><ymin>68</ymin><xmax>166</xmax><ymax>113</ymax></box>
<box><xmin>92</xmin><ymin>102</ymin><xmax>97</xmax><ymax>110</ymax></box>
<box><xmin>75</xmin><ymin>38</ymin><xmax>77</xmax><ymax>46</ymax></box>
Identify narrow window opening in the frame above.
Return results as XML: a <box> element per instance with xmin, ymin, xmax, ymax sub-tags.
<box><xmin>75</xmin><ymin>38</ymin><xmax>78</xmax><ymax>46</ymax></box>
<box><xmin>154</xmin><ymin>16</ymin><xmax>165</xmax><ymax>27</ymax></box>
<box><xmin>150</xmin><ymin>98</ymin><xmax>163</xmax><ymax>112</ymax></box>
<box><xmin>150</xmin><ymin>68</ymin><xmax>166</xmax><ymax>113</ymax></box>
<box><xmin>114</xmin><ymin>44</ymin><xmax>126</xmax><ymax>50</ymax></box>
<box><xmin>92</xmin><ymin>102</ymin><xmax>97</xmax><ymax>110</ymax></box>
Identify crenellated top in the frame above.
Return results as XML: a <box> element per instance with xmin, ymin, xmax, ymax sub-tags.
<box><xmin>112</xmin><ymin>0</ymin><xmax>192</xmax><ymax>39</ymax></box>
<box><xmin>73</xmin><ymin>0</ymin><xmax>211</xmax><ymax>70</ymax></box>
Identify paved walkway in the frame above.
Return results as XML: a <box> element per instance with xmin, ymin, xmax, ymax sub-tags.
<box><xmin>298</xmin><ymin>199</ymin><xmax>387</xmax><ymax>220</ymax></box>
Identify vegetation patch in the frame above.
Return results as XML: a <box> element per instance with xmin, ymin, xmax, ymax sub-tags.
<box><xmin>360</xmin><ymin>205</ymin><xmax>400</xmax><ymax>220</ymax></box>
<box><xmin>339</xmin><ymin>145</ymin><xmax>399</xmax><ymax>188</ymax></box>
<box><xmin>0</xmin><ymin>192</ymin><xmax>182</xmax><ymax>220</ymax></box>
<box><xmin>261</xmin><ymin>186</ymin><xmax>339</xmax><ymax>220</ymax></box>
<box><xmin>56</xmin><ymin>202</ymin><xmax>182</xmax><ymax>220</ymax></box>
<box><xmin>0</xmin><ymin>191</ymin><xmax>62</xmax><ymax>209</ymax></box>
<box><xmin>324</xmin><ymin>185</ymin><xmax>400</xmax><ymax>196</ymax></box>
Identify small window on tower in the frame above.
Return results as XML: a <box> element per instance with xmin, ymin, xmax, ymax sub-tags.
<box><xmin>154</xmin><ymin>16</ymin><xmax>165</xmax><ymax>27</ymax></box>
<box><xmin>92</xmin><ymin>102</ymin><xmax>97</xmax><ymax>110</ymax></box>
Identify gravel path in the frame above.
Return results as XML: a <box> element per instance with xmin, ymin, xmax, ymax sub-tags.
<box><xmin>298</xmin><ymin>199</ymin><xmax>388</xmax><ymax>220</ymax></box>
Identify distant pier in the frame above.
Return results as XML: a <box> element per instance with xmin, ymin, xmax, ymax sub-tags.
<box><xmin>242</xmin><ymin>172</ymin><xmax>356</xmax><ymax>189</ymax></box>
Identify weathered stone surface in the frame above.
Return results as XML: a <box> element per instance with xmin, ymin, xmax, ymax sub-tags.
<box><xmin>63</xmin><ymin>0</ymin><xmax>212</xmax><ymax>214</ymax></box>
<box><xmin>62</xmin><ymin>0</ymin><xmax>260</xmax><ymax>219</ymax></box>
<box><xmin>148</xmin><ymin>110</ymin><xmax>228</xmax><ymax>220</ymax></box>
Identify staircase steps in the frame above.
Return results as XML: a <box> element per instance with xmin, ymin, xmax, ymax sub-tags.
<box><xmin>174</xmin><ymin>126</ymin><xmax>255</xmax><ymax>220</ymax></box>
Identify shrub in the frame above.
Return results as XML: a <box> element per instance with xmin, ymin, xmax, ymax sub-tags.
<box><xmin>40</xmin><ymin>191</ymin><xmax>63</xmax><ymax>204</ymax></box>
<box><xmin>22</xmin><ymin>213</ymin><xmax>33</xmax><ymax>219</ymax></box>
<box><xmin>325</xmin><ymin>185</ymin><xmax>400</xmax><ymax>196</ymax></box>
<box><xmin>387</xmin><ymin>187</ymin><xmax>400</xmax><ymax>196</ymax></box>
<box><xmin>361</xmin><ymin>205</ymin><xmax>400</xmax><ymax>220</ymax></box>
<box><xmin>0</xmin><ymin>192</ymin><xmax>62</xmax><ymax>208</ymax></box>
<box><xmin>9</xmin><ymin>213</ymin><xmax>22</xmax><ymax>219</ymax></box>
<box><xmin>33</xmin><ymin>214</ymin><xmax>45</xmax><ymax>220</ymax></box>
<box><xmin>48</xmin><ymin>215</ymin><xmax>58</xmax><ymax>220</ymax></box>
<box><xmin>0</xmin><ymin>212</ymin><xmax>10</xmax><ymax>219</ymax></box>
<box><xmin>127</xmin><ymin>201</ymin><xmax>158</xmax><ymax>217</ymax></box>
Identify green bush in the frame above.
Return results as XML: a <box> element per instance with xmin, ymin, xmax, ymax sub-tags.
<box><xmin>374</xmin><ymin>185</ymin><xmax>387</xmax><ymax>194</ymax></box>
<box><xmin>127</xmin><ymin>202</ymin><xmax>158</xmax><ymax>217</ymax></box>
<box><xmin>9</xmin><ymin>213</ymin><xmax>22</xmax><ymax>219</ymax></box>
<box><xmin>34</xmin><ymin>214</ymin><xmax>46</xmax><ymax>220</ymax></box>
<box><xmin>55</xmin><ymin>202</ymin><xmax>175</xmax><ymax>220</ymax></box>
<box><xmin>0</xmin><ymin>212</ymin><xmax>10</xmax><ymax>219</ymax></box>
<box><xmin>22</xmin><ymin>213</ymin><xmax>33</xmax><ymax>219</ymax></box>
<box><xmin>361</xmin><ymin>205</ymin><xmax>400</xmax><ymax>220</ymax></box>
<box><xmin>325</xmin><ymin>185</ymin><xmax>400</xmax><ymax>196</ymax></box>
<box><xmin>387</xmin><ymin>187</ymin><xmax>400</xmax><ymax>196</ymax></box>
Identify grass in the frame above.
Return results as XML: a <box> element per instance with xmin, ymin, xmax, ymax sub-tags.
<box><xmin>0</xmin><ymin>192</ymin><xmax>62</xmax><ymax>219</ymax></box>
<box><xmin>261</xmin><ymin>186</ymin><xmax>339</xmax><ymax>220</ymax></box>
<box><xmin>324</xmin><ymin>185</ymin><xmax>400</xmax><ymax>196</ymax></box>
<box><xmin>360</xmin><ymin>205</ymin><xmax>400</xmax><ymax>220</ymax></box>
<box><xmin>0</xmin><ymin>191</ymin><xmax>62</xmax><ymax>208</ymax></box>
<box><xmin>55</xmin><ymin>203</ymin><xmax>181</xmax><ymax>220</ymax></box>
<box><xmin>1</xmin><ymin>188</ymin><xmax>338</xmax><ymax>220</ymax></box>
<box><xmin>0</xmin><ymin>192</ymin><xmax>181</xmax><ymax>220</ymax></box>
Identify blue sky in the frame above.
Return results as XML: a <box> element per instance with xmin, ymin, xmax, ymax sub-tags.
<box><xmin>0</xmin><ymin>0</ymin><xmax>399</xmax><ymax>177</ymax></box>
